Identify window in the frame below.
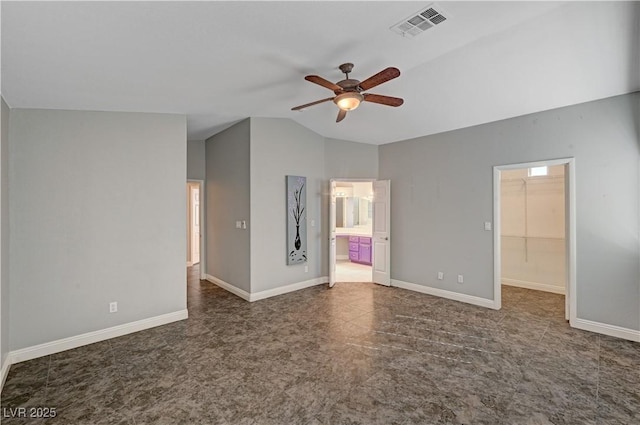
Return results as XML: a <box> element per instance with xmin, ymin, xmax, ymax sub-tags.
<box><xmin>528</xmin><ymin>166</ymin><xmax>548</xmax><ymax>177</ymax></box>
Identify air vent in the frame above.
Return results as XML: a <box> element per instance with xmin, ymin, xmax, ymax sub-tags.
<box><xmin>390</xmin><ymin>3</ymin><xmax>450</xmax><ymax>38</ymax></box>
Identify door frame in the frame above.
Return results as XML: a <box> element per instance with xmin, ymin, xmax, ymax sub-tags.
<box><xmin>187</xmin><ymin>179</ymin><xmax>206</xmax><ymax>280</ymax></box>
<box><xmin>329</xmin><ymin>178</ymin><xmax>377</xmax><ymax>286</ymax></box>
<box><xmin>493</xmin><ymin>158</ymin><xmax>576</xmax><ymax>323</ymax></box>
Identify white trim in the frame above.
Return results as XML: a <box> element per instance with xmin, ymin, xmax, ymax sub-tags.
<box><xmin>567</xmin><ymin>158</ymin><xmax>577</xmax><ymax>323</ymax></box>
<box><xmin>336</xmin><ymin>255</ymin><xmax>349</xmax><ymax>261</ymax></box>
<box><xmin>249</xmin><ymin>277</ymin><xmax>328</xmax><ymax>302</ymax></box>
<box><xmin>493</xmin><ymin>167</ymin><xmax>502</xmax><ymax>310</ymax></box>
<box><xmin>1</xmin><ymin>356</ymin><xmax>10</xmax><ymax>392</ymax></box>
<box><xmin>7</xmin><ymin>310</ymin><xmax>188</xmax><ymax>365</ymax></box>
<box><xmin>204</xmin><ymin>274</ymin><xmax>328</xmax><ymax>302</ymax></box>
<box><xmin>572</xmin><ymin>318</ymin><xmax>640</xmax><ymax>343</ymax></box>
<box><xmin>391</xmin><ymin>279</ymin><xmax>497</xmax><ymax>309</ymax></box>
<box><xmin>502</xmin><ymin>278</ymin><xmax>565</xmax><ymax>295</ymax></box>
<box><xmin>204</xmin><ymin>274</ymin><xmax>251</xmax><ymax>301</ymax></box>
<box><xmin>493</xmin><ymin>157</ymin><xmax>576</xmax><ymax>321</ymax></box>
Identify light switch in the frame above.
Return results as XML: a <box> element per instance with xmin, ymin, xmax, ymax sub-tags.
<box><xmin>484</xmin><ymin>222</ymin><xmax>492</xmax><ymax>231</ymax></box>
<box><xmin>311</xmin><ymin>219</ymin><xmax>315</xmax><ymax>227</ymax></box>
<box><xmin>235</xmin><ymin>221</ymin><xmax>242</xmax><ymax>229</ymax></box>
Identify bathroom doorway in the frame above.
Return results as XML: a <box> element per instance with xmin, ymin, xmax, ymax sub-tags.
<box><xmin>334</xmin><ymin>181</ymin><xmax>374</xmax><ymax>282</ymax></box>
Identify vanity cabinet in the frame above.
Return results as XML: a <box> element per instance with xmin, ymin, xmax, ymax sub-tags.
<box><xmin>348</xmin><ymin>236</ymin><xmax>372</xmax><ymax>265</ymax></box>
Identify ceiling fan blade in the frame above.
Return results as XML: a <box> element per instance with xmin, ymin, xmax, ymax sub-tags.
<box><xmin>291</xmin><ymin>97</ymin><xmax>334</xmax><ymax>111</ymax></box>
<box><xmin>336</xmin><ymin>109</ymin><xmax>347</xmax><ymax>123</ymax></box>
<box><xmin>305</xmin><ymin>75</ymin><xmax>342</xmax><ymax>92</ymax></box>
<box><xmin>363</xmin><ymin>93</ymin><xmax>404</xmax><ymax>107</ymax></box>
<box><xmin>358</xmin><ymin>67</ymin><xmax>401</xmax><ymax>91</ymax></box>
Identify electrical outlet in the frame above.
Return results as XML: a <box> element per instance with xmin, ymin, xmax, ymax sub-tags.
<box><xmin>304</xmin><ymin>265</ymin><xmax>308</xmax><ymax>273</ymax></box>
<box><xmin>437</xmin><ymin>272</ymin><xmax>444</xmax><ymax>280</ymax></box>
<box><xmin>457</xmin><ymin>275</ymin><xmax>464</xmax><ymax>284</ymax></box>
<box><xmin>109</xmin><ymin>302</ymin><xmax>118</xmax><ymax>313</ymax></box>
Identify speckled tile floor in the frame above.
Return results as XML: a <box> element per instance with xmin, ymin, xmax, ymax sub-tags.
<box><xmin>2</xmin><ymin>266</ymin><xmax>639</xmax><ymax>424</ymax></box>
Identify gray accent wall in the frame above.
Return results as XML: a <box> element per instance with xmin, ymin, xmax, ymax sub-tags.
<box><xmin>187</xmin><ymin>140</ymin><xmax>206</xmax><ymax>181</ymax></box>
<box><xmin>1</xmin><ymin>98</ymin><xmax>9</xmax><ymax>367</ymax></box>
<box><xmin>379</xmin><ymin>93</ymin><xmax>640</xmax><ymax>330</ymax></box>
<box><xmin>249</xmin><ymin>118</ymin><xmax>325</xmax><ymax>293</ymax></box>
<box><xmin>9</xmin><ymin>109</ymin><xmax>187</xmax><ymax>350</ymax></box>
<box><xmin>205</xmin><ymin>119</ymin><xmax>251</xmax><ymax>292</ymax></box>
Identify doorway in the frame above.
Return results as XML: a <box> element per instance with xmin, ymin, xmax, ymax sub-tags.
<box><xmin>493</xmin><ymin>159</ymin><xmax>576</xmax><ymax>322</ymax></box>
<box><xmin>329</xmin><ymin>179</ymin><xmax>391</xmax><ymax>288</ymax></box>
<box><xmin>187</xmin><ymin>181</ymin><xmax>202</xmax><ymax>268</ymax></box>
<box><xmin>334</xmin><ymin>181</ymin><xmax>374</xmax><ymax>282</ymax></box>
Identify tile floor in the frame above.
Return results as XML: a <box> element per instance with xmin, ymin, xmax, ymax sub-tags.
<box><xmin>336</xmin><ymin>260</ymin><xmax>372</xmax><ymax>283</ymax></box>
<box><xmin>2</xmin><ymin>266</ymin><xmax>639</xmax><ymax>424</ymax></box>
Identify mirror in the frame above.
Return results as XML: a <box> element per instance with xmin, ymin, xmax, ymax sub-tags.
<box><xmin>336</xmin><ymin>196</ymin><xmax>372</xmax><ymax>228</ymax></box>
<box><xmin>335</xmin><ymin>181</ymin><xmax>373</xmax><ymax>231</ymax></box>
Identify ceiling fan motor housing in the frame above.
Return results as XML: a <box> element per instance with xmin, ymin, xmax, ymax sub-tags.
<box><xmin>336</xmin><ymin>79</ymin><xmax>361</xmax><ymax>94</ymax></box>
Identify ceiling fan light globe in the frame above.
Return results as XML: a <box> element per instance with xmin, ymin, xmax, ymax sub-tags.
<box><xmin>334</xmin><ymin>92</ymin><xmax>363</xmax><ymax>111</ymax></box>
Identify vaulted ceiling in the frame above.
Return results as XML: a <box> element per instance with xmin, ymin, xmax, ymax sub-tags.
<box><xmin>3</xmin><ymin>1</ymin><xmax>639</xmax><ymax>144</ymax></box>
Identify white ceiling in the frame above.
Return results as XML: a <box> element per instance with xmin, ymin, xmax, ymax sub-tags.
<box><xmin>2</xmin><ymin>1</ymin><xmax>639</xmax><ymax>145</ymax></box>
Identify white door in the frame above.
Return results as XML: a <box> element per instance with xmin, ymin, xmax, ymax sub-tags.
<box><xmin>329</xmin><ymin>180</ymin><xmax>337</xmax><ymax>288</ymax></box>
<box><xmin>372</xmin><ymin>180</ymin><xmax>391</xmax><ymax>286</ymax></box>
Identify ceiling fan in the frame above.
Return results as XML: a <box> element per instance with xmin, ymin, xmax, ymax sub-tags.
<box><xmin>291</xmin><ymin>63</ymin><xmax>404</xmax><ymax>123</ymax></box>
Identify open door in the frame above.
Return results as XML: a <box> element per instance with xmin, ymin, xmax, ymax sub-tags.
<box><xmin>329</xmin><ymin>179</ymin><xmax>337</xmax><ymax>288</ymax></box>
<box><xmin>372</xmin><ymin>180</ymin><xmax>391</xmax><ymax>286</ymax></box>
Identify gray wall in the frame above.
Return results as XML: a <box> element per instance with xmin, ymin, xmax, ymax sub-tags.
<box><xmin>322</xmin><ymin>138</ymin><xmax>379</xmax><ymax>275</ymax></box>
<box><xmin>187</xmin><ymin>140</ymin><xmax>206</xmax><ymax>181</ymax></box>
<box><xmin>205</xmin><ymin>119</ymin><xmax>251</xmax><ymax>292</ymax></box>
<box><xmin>249</xmin><ymin>118</ymin><xmax>325</xmax><ymax>292</ymax></box>
<box><xmin>324</xmin><ymin>138</ymin><xmax>379</xmax><ymax>180</ymax></box>
<box><xmin>379</xmin><ymin>93</ymin><xmax>640</xmax><ymax>330</ymax></box>
<box><xmin>9</xmin><ymin>109</ymin><xmax>187</xmax><ymax>350</ymax></box>
<box><xmin>1</xmin><ymin>98</ymin><xmax>9</xmax><ymax>366</ymax></box>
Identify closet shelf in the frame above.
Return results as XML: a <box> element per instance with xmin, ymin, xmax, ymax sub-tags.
<box><xmin>501</xmin><ymin>175</ymin><xmax>565</xmax><ymax>183</ymax></box>
<box><xmin>501</xmin><ymin>235</ymin><xmax>565</xmax><ymax>240</ymax></box>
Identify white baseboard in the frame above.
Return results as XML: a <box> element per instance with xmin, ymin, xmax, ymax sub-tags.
<box><xmin>336</xmin><ymin>255</ymin><xmax>349</xmax><ymax>261</ymax></box>
<box><xmin>572</xmin><ymin>318</ymin><xmax>640</xmax><ymax>343</ymax></box>
<box><xmin>205</xmin><ymin>274</ymin><xmax>328</xmax><ymax>302</ymax></box>
<box><xmin>204</xmin><ymin>274</ymin><xmax>251</xmax><ymax>301</ymax></box>
<box><xmin>502</xmin><ymin>278</ymin><xmax>565</xmax><ymax>295</ymax></box>
<box><xmin>7</xmin><ymin>309</ymin><xmax>188</xmax><ymax>366</ymax></box>
<box><xmin>250</xmin><ymin>277</ymin><xmax>328</xmax><ymax>302</ymax></box>
<box><xmin>1</xmin><ymin>355</ymin><xmax>10</xmax><ymax>393</ymax></box>
<box><xmin>391</xmin><ymin>279</ymin><xmax>497</xmax><ymax>309</ymax></box>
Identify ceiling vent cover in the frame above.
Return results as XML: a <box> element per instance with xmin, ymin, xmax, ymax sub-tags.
<box><xmin>390</xmin><ymin>3</ymin><xmax>450</xmax><ymax>38</ymax></box>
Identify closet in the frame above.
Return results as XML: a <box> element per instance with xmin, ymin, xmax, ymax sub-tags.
<box><xmin>500</xmin><ymin>165</ymin><xmax>566</xmax><ymax>293</ymax></box>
